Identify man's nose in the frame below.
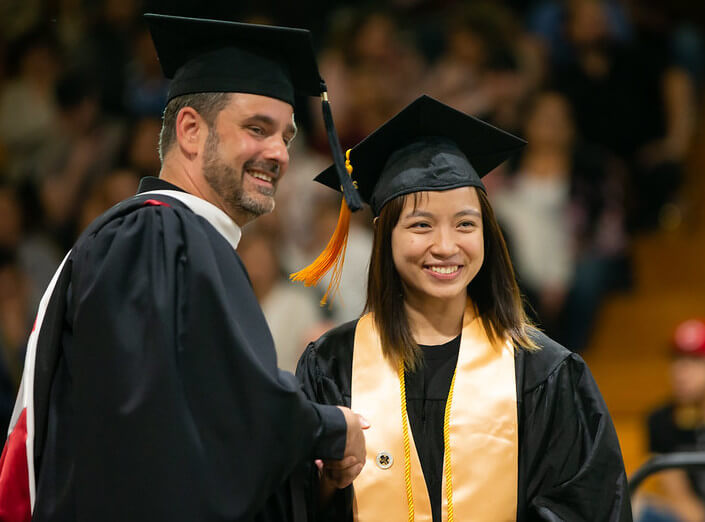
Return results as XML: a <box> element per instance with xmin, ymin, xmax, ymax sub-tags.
<box><xmin>263</xmin><ymin>136</ymin><xmax>289</xmax><ymax>170</ymax></box>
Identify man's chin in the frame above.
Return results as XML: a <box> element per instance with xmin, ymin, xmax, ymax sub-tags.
<box><xmin>235</xmin><ymin>196</ymin><xmax>275</xmax><ymax>219</ymax></box>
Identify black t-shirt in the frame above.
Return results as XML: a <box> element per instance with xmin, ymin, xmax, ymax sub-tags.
<box><xmin>648</xmin><ymin>403</ymin><xmax>705</xmax><ymax>499</ymax></box>
<box><xmin>404</xmin><ymin>335</ymin><xmax>461</xmax><ymax>522</ymax></box>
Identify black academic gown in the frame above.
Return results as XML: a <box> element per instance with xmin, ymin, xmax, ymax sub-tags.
<box><xmin>30</xmin><ymin>178</ymin><xmax>345</xmax><ymax>521</ymax></box>
<box><xmin>296</xmin><ymin>320</ymin><xmax>633</xmax><ymax>522</ymax></box>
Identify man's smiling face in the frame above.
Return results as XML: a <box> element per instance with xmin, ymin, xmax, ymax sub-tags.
<box><xmin>201</xmin><ymin>93</ymin><xmax>296</xmax><ymax>223</ymax></box>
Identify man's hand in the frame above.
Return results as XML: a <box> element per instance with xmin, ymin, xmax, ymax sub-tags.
<box><xmin>317</xmin><ymin>407</ymin><xmax>369</xmax><ymax>499</ymax></box>
<box><xmin>316</xmin><ymin>456</ymin><xmax>363</xmax><ymax>490</ymax></box>
<box><xmin>338</xmin><ymin>406</ymin><xmax>369</xmax><ymax>465</ymax></box>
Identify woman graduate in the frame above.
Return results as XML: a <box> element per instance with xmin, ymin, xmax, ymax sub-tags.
<box><xmin>292</xmin><ymin>95</ymin><xmax>632</xmax><ymax>521</ymax></box>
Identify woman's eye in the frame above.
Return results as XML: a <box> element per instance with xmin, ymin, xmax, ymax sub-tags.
<box><xmin>411</xmin><ymin>222</ymin><xmax>431</xmax><ymax>229</ymax></box>
<box><xmin>458</xmin><ymin>221</ymin><xmax>476</xmax><ymax>229</ymax></box>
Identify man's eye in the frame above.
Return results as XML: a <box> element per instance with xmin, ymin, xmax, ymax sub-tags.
<box><xmin>248</xmin><ymin>126</ymin><xmax>264</xmax><ymax>135</ymax></box>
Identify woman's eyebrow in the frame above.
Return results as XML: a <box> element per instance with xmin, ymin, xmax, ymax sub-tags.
<box><xmin>404</xmin><ymin>210</ymin><xmax>434</xmax><ymax>219</ymax></box>
<box><xmin>455</xmin><ymin>209</ymin><xmax>481</xmax><ymax>218</ymax></box>
<box><xmin>403</xmin><ymin>209</ymin><xmax>481</xmax><ymax>219</ymax></box>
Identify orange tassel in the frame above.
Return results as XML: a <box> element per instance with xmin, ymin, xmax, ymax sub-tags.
<box><xmin>290</xmin><ymin>150</ymin><xmax>356</xmax><ymax>306</ymax></box>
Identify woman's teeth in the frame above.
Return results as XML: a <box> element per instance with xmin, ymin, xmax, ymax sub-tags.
<box><xmin>429</xmin><ymin>266</ymin><xmax>459</xmax><ymax>274</ymax></box>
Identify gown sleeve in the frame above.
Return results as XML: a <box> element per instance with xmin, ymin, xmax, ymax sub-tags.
<box><xmin>296</xmin><ymin>331</ymin><xmax>356</xmax><ymax>522</ymax></box>
<box><xmin>517</xmin><ymin>346</ymin><xmax>632</xmax><ymax>522</ymax></box>
<box><xmin>62</xmin><ymin>204</ymin><xmax>346</xmax><ymax>521</ymax></box>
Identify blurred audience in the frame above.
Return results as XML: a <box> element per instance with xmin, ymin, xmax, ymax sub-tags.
<box><xmin>0</xmin><ymin>27</ymin><xmax>60</xmax><ymax>179</ymax></box>
<box><xmin>547</xmin><ymin>0</ymin><xmax>697</xmax><ymax>230</ymax></box>
<box><xmin>426</xmin><ymin>3</ymin><xmax>538</xmax><ymax>133</ymax></box>
<box><xmin>645</xmin><ymin>319</ymin><xmax>705</xmax><ymax>522</ymax></box>
<box><xmin>0</xmin><ymin>248</ymin><xmax>31</xmax><ymax>437</ymax></box>
<box><xmin>123</xmin><ymin>27</ymin><xmax>169</xmax><ymax>117</ymax></box>
<box><xmin>493</xmin><ymin>90</ymin><xmax>629</xmax><ymax>351</ymax></box>
<box><xmin>0</xmin><ymin>180</ymin><xmax>60</xmax><ymax>311</ymax></box>
<box><xmin>76</xmin><ymin>167</ymin><xmax>141</xmax><ymax>234</ymax></box>
<box><xmin>123</xmin><ymin>116</ymin><xmax>162</xmax><ymax>176</ymax></box>
<box><xmin>309</xmin><ymin>8</ymin><xmax>425</xmax><ymax>151</ymax></box>
<box><xmin>37</xmin><ymin>68</ymin><xmax>124</xmax><ymax>250</ymax></box>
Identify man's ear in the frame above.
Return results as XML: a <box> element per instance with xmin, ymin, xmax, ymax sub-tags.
<box><xmin>175</xmin><ymin>106</ymin><xmax>205</xmax><ymax>158</ymax></box>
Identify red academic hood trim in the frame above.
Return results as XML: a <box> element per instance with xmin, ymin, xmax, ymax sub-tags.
<box><xmin>143</xmin><ymin>199</ymin><xmax>171</xmax><ymax>207</ymax></box>
<box><xmin>0</xmin><ymin>408</ymin><xmax>31</xmax><ymax>522</ymax></box>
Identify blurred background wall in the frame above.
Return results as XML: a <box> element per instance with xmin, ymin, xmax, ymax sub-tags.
<box><xmin>0</xmin><ymin>0</ymin><xmax>704</xmax><ymax>518</ymax></box>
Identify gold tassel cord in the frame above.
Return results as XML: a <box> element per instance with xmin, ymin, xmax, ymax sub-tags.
<box><xmin>444</xmin><ymin>371</ymin><xmax>457</xmax><ymax>521</ymax></box>
<box><xmin>399</xmin><ymin>361</ymin><xmax>456</xmax><ymax>521</ymax></box>
<box><xmin>289</xmin><ymin>150</ymin><xmax>356</xmax><ymax>305</ymax></box>
<box><xmin>398</xmin><ymin>363</ymin><xmax>415</xmax><ymax>522</ymax></box>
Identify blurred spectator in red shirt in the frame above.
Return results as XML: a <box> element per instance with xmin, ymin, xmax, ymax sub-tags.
<box><xmin>647</xmin><ymin>319</ymin><xmax>705</xmax><ymax>522</ymax></box>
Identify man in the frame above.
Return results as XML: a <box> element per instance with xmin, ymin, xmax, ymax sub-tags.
<box><xmin>0</xmin><ymin>13</ymin><xmax>367</xmax><ymax>522</ymax></box>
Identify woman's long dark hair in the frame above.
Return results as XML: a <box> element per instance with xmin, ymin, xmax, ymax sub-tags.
<box><xmin>365</xmin><ymin>188</ymin><xmax>538</xmax><ymax>371</ymax></box>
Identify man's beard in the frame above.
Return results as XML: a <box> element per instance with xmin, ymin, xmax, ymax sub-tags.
<box><xmin>202</xmin><ymin>129</ymin><xmax>278</xmax><ymax>220</ymax></box>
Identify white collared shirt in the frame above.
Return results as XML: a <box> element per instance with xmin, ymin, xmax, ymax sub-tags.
<box><xmin>139</xmin><ymin>189</ymin><xmax>242</xmax><ymax>250</ymax></box>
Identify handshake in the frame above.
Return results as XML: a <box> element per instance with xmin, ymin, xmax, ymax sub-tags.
<box><xmin>316</xmin><ymin>407</ymin><xmax>370</xmax><ymax>494</ymax></box>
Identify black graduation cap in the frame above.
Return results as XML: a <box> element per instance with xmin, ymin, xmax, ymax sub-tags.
<box><xmin>144</xmin><ymin>12</ymin><xmax>362</xmax><ymax>210</ymax></box>
<box><xmin>291</xmin><ymin>94</ymin><xmax>526</xmax><ymax>303</ymax></box>
<box><xmin>315</xmin><ymin>94</ymin><xmax>526</xmax><ymax>216</ymax></box>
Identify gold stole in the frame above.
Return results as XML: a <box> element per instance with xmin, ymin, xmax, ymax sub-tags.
<box><xmin>351</xmin><ymin>304</ymin><xmax>518</xmax><ymax>521</ymax></box>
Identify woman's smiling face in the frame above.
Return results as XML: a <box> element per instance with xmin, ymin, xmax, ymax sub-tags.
<box><xmin>391</xmin><ymin>186</ymin><xmax>484</xmax><ymax>305</ymax></box>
